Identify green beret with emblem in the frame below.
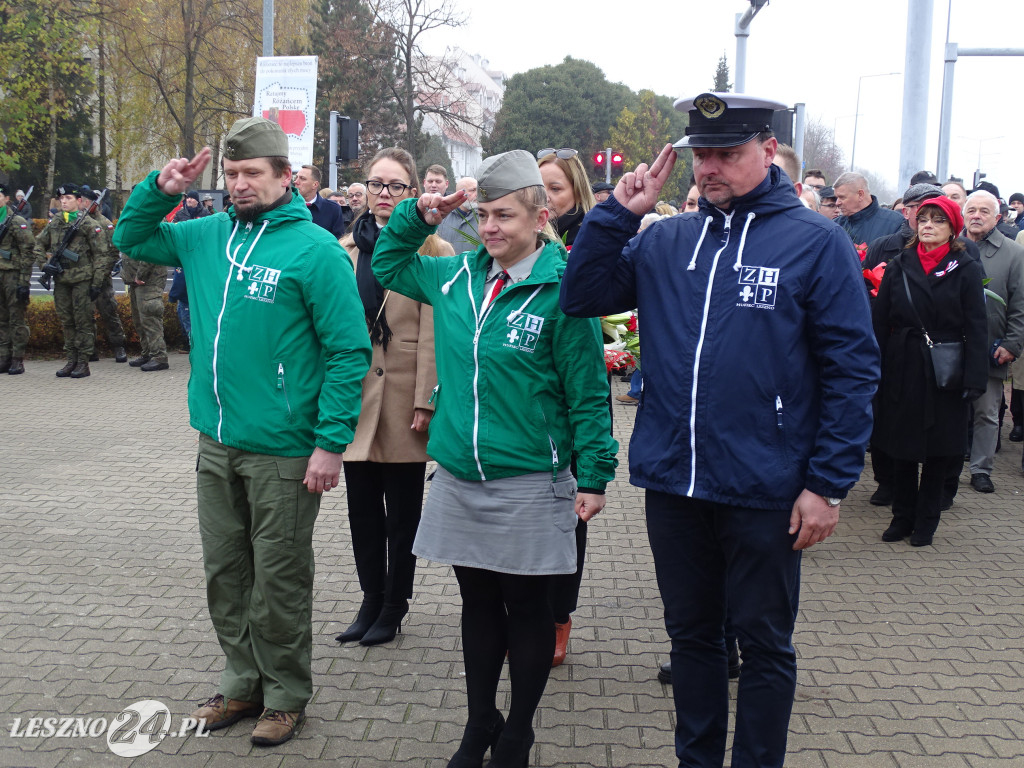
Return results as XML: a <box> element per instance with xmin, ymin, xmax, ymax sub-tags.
<box><xmin>224</xmin><ymin>117</ymin><xmax>290</xmax><ymax>161</ymax></box>
<box><xmin>476</xmin><ymin>150</ymin><xmax>544</xmax><ymax>203</ymax></box>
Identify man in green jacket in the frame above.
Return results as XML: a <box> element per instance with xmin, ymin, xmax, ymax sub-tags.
<box><xmin>0</xmin><ymin>184</ymin><xmax>36</xmax><ymax>375</ymax></box>
<box><xmin>113</xmin><ymin>118</ymin><xmax>372</xmax><ymax>747</ymax></box>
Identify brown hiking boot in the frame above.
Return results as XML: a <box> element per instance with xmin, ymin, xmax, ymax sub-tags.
<box><xmin>251</xmin><ymin>708</ymin><xmax>304</xmax><ymax>746</ymax></box>
<box><xmin>56</xmin><ymin>359</ymin><xmax>77</xmax><ymax>377</ymax></box>
<box><xmin>70</xmin><ymin>361</ymin><xmax>91</xmax><ymax>378</ymax></box>
<box><xmin>189</xmin><ymin>693</ymin><xmax>262</xmax><ymax>731</ymax></box>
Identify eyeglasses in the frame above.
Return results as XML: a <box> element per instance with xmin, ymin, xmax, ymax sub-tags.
<box><xmin>365</xmin><ymin>180</ymin><xmax>413</xmax><ymax>196</ymax></box>
<box><xmin>536</xmin><ymin>148</ymin><xmax>578</xmax><ymax>160</ymax></box>
<box><xmin>806</xmin><ymin>183</ymin><xmax>826</xmax><ymax>191</ymax></box>
<box><xmin>820</xmin><ymin>202</ymin><xmax>837</xmax><ymax>208</ymax></box>
<box><xmin>917</xmin><ymin>214</ymin><xmax>949</xmax><ymax>225</ymax></box>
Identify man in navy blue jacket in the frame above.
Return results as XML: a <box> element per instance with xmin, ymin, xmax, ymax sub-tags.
<box><xmin>561</xmin><ymin>93</ymin><xmax>879</xmax><ymax>768</ymax></box>
<box><xmin>294</xmin><ymin>165</ymin><xmax>346</xmax><ymax>239</ymax></box>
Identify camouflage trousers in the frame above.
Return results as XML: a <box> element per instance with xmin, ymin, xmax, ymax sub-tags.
<box><xmin>53</xmin><ymin>279</ymin><xmax>95</xmax><ymax>361</ymax></box>
<box><xmin>93</xmin><ymin>276</ymin><xmax>126</xmax><ymax>348</ymax></box>
<box><xmin>128</xmin><ymin>283</ymin><xmax>167</xmax><ymax>360</ymax></box>
<box><xmin>0</xmin><ymin>270</ymin><xmax>29</xmax><ymax>360</ymax></box>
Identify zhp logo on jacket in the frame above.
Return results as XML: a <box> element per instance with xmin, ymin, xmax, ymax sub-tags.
<box><xmin>737</xmin><ymin>266</ymin><xmax>780</xmax><ymax>310</ymax></box>
<box><xmin>244</xmin><ymin>265</ymin><xmax>282</xmax><ymax>304</ymax></box>
<box><xmin>504</xmin><ymin>312</ymin><xmax>544</xmax><ymax>353</ymax></box>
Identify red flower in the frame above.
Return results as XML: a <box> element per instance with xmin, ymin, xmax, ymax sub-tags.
<box><xmin>855</xmin><ymin>242</ymin><xmax>868</xmax><ymax>262</ymax></box>
<box><xmin>862</xmin><ymin>262</ymin><xmax>886</xmax><ymax>297</ymax></box>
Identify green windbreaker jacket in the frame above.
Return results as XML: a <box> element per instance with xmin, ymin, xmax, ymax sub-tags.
<box><xmin>373</xmin><ymin>198</ymin><xmax>617</xmax><ymax>491</ymax></box>
<box><xmin>114</xmin><ymin>171</ymin><xmax>372</xmax><ymax>457</ymax></box>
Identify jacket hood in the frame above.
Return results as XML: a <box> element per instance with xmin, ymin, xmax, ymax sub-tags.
<box><xmin>696</xmin><ymin>164</ymin><xmax>803</xmax><ymax>220</ymax></box>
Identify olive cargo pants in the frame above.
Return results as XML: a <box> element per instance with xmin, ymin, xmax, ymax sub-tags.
<box><xmin>196</xmin><ymin>433</ymin><xmax>320</xmax><ymax>712</ymax></box>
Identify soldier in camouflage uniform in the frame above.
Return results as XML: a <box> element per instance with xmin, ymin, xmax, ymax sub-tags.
<box><xmin>33</xmin><ymin>184</ymin><xmax>108</xmax><ymax>378</ymax></box>
<box><xmin>122</xmin><ymin>253</ymin><xmax>169</xmax><ymax>371</ymax></box>
<box><xmin>79</xmin><ymin>188</ymin><xmax>127</xmax><ymax>363</ymax></box>
<box><xmin>0</xmin><ymin>184</ymin><xmax>37</xmax><ymax>375</ymax></box>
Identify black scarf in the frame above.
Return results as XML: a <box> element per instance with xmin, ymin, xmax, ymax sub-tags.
<box><xmin>353</xmin><ymin>211</ymin><xmax>393</xmax><ymax>349</ymax></box>
<box><xmin>555</xmin><ymin>206</ymin><xmax>586</xmax><ymax>247</ymax></box>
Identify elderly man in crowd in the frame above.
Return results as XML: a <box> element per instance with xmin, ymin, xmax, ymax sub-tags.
<box><xmin>834</xmin><ymin>172</ymin><xmax>904</xmax><ymax>245</ymax></box>
<box><xmin>961</xmin><ymin>190</ymin><xmax>1024</xmax><ymax>494</ymax></box>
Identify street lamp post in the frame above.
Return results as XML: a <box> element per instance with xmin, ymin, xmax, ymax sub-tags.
<box><xmin>850</xmin><ymin>72</ymin><xmax>901</xmax><ymax>172</ymax></box>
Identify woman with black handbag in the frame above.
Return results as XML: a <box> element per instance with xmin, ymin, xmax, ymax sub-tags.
<box><xmin>872</xmin><ymin>195</ymin><xmax>988</xmax><ymax>546</ymax></box>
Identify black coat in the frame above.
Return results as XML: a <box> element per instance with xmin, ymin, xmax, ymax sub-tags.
<box><xmin>872</xmin><ymin>245</ymin><xmax>988</xmax><ymax>461</ymax></box>
<box><xmin>306</xmin><ymin>195</ymin><xmax>346</xmax><ymax>238</ymax></box>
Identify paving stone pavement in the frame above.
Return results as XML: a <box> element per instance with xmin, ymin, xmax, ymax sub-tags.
<box><xmin>2</xmin><ymin>358</ymin><xmax>1023</xmax><ymax>768</ymax></box>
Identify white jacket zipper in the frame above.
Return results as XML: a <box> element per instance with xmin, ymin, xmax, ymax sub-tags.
<box><xmin>687</xmin><ymin>211</ymin><xmax>734</xmax><ymax>497</ymax></box>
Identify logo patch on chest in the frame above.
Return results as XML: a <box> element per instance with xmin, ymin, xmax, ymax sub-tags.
<box><xmin>243</xmin><ymin>264</ymin><xmax>282</xmax><ymax>304</ymax></box>
<box><xmin>737</xmin><ymin>266</ymin><xmax>780</xmax><ymax>310</ymax></box>
<box><xmin>504</xmin><ymin>312</ymin><xmax>544</xmax><ymax>353</ymax></box>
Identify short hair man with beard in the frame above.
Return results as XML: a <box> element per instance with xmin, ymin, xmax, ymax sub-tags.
<box><xmin>113</xmin><ymin>117</ymin><xmax>372</xmax><ymax>748</ymax></box>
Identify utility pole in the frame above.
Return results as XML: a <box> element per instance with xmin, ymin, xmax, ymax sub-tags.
<box><xmin>263</xmin><ymin>0</ymin><xmax>274</xmax><ymax>57</ymax></box>
<box><xmin>734</xmin><ymin>0</ymin><xmax>769</xmax><ymax>93</ymax></box>
<box><xmin>898</xmin><ymin>0</ymin><xmax>932</xmax><ymax>191</ymax></box>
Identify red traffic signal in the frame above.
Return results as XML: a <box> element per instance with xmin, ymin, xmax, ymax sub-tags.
<box><xmin>594</xmin><ymin>152</ymin><xmax>606</xmax><ymax>168</ymax></box>
<box><xmin>611</xmin><ymin>152</ymin><xmax>623</xmax><ymax>168</ymax></box>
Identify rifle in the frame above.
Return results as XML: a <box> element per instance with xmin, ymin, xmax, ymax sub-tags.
<box><xmin>0</xmin><ymin>185</ymin><xmax>33</xmax><ymax>260</ymax></box>
<box><xmin>39</xmin><ymin>189</ymin><xmax>106</xmax><ymax>291</ymax></box>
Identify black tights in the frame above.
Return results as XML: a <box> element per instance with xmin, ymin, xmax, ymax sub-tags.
<box><xmin>453</xmin><ymin>566</ymin><xmax>553</xmax><ymax>737</ymax></box>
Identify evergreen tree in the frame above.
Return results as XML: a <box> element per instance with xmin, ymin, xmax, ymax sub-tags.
<box><xmin>712</xmin><ymin>53</ymin><xmax>732</xmax><ymax>93</ymax></box>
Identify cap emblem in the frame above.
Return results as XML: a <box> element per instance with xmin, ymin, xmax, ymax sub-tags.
<box><xmin>695</xmin><ymin>94</ymin><xmax>727</xmax><ymax>120</ymax></box>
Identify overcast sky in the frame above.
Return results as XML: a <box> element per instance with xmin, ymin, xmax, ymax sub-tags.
<box><xmin>431</xmin><ymin>1</ymin><xmax>1023</xmax><ymax>199</ymax></box>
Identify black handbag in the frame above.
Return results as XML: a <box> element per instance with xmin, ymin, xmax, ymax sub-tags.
<box><xmin>902</xmin><ymin>270</ymin><xmax>964</xmax><ymax>391</ymax></box>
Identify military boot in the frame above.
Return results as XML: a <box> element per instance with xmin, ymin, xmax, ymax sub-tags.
<box><xmin>0</xmin><ymin>357</ymin><xmax>10</xmax><ymax>373</ymax></box>
<box><xmin>89</xmin><ymin>352</ymin><xmax>100</xmax><ymax>362</ymax></box>
<box><xmin>129</xmin><ymin>354</ymin><xmax>151</xmax><ymax>367</ymax></box>
<box><xmin>8</xmin><ymin>358</ymin><xmax>25</xmax><ymax>375</ymax></box>
<box><xmin>140</xmin><ymin>357</ymin><xmax>169</xmax><ymax>372</ymax></box>
<box><xmin>70</xmin><ymin>360</ymin><xmax>91</xmax><ymax>378</ymax></box>
<box><xmin>113</xmin><ymin>346</ymin><xmax>128</xmax><ymax>363</ymax></box>
<box><xmin>56</xmin><ymin>358</ymin><xmax>77</xmax><ymax>377</ymax></box>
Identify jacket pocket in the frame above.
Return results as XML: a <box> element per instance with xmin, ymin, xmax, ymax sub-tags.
<box><xmin>774</xmin><ymin>395</ymin><xmax>792</xmax><ymax>471</ymax></box>
<box><xmin>551</xmin><ymin>477</ymin><xmax>579</xmax><ymax>533</ymax></box>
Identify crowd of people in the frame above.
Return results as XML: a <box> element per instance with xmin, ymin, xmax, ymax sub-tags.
<box><xmin>4</xmin><ymin>90</ymin><xmax>1023</xmax><ymax>768</ymax></box>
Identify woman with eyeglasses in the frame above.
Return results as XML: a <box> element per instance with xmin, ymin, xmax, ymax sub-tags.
<box><xmin>334</xmin><ymin>147</ymin><xmax>454</xmax><ymax>646</ymax></box>
<box><xmin>537</xmin><ymin>148</ymin><xmax>596</xmax><ymax>247</ymax></box>
<box><xmin>536</xmin><ymin>147</ymin><xmax>606</xmax><ymax>667</ymax></box>
<box><xmin>372</xmin><ymin>150</ymin><xmax>617</xmax><ymax>767</ymax></box>
<box><xmin>872</xmin><ymin>195</ymin><xmax>987</xmax><ymax>546</ymax></box>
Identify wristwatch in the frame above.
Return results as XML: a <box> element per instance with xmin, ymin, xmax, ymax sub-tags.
<box><xmin>823</xmin><ymin>496</ymin><xmax>842</xmax><ymax>507</ymax></box>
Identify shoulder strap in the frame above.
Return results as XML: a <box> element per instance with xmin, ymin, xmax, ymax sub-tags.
<box><xmin>901</xmin><ymin>269</ymin><xmax>933</xmax><ymax>345</ymax></box>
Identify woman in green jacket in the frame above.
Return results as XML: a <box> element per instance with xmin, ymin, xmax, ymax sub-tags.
<box><xmin>373</xmin><ymin>150</ymin><xmax>617</xmax><ymax>768</ymax></box>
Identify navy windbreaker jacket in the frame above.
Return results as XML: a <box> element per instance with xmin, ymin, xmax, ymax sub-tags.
<box><xmin>561</xmin><ymin>165</ymin><xmax>880</xmax><ymax>510</ymax></box>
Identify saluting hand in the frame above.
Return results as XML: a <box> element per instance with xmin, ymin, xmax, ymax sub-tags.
<box><xmin>157</xmin><ymin>148</ymin><xmax>212</xmax><ymax>197</ymax></box>
<box><xmin>614</xmin><ymin>144</ymin><xmax>677</xmax><ymax>216</ymax></box>
<box><xmin>417</xmin><ymin>190</ymin><xmax>467</xmax><ymax>226</ymax></box>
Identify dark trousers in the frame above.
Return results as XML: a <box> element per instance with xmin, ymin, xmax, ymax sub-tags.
<box><xmin>342</xmin><ymin>461</ymin><xmax>425</xmax><ymax>603</ymax></box>
<box><xmin>646</xmin><ymin>490</ymin><xmax>801</xmax><ymax>768</ymax></box>
<box><xmin>1010</xmin><ymin>388</ymin><xmax>1022</xmax><ymax>428</ymax></box>
<box><xmin>872</xmin><ymin>446</ymin><xmax>894</xmax><ymax>487</ymax></box>
<box><xmin>547</xmin><ymin>518</ymin><xmax>585</xmax><ymax>623</ymax></box>
<box><xmin>454</xmin><ymin>566</ymin><xmax>553</xmax><ymax>737</ymax></box>
<box><xmin>891</xmin><ymin>456</ymin><xmax>961</xmax><ymax>538</ymax></box>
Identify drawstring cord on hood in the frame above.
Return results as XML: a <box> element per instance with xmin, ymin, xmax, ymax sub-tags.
<box><xmin>506</xmin><ymin>285</ymin><xmax>544</xmax><ymax>325</ymax></box>
<box><xmin>732</xmin><ymin>212</ymin><xmax>756</xmax><ymax>271</ymax></box>
<box><xmin>686</xmin><ymin>216</ymin><xmax>714</xmax><ymax>271</ymax></box>
<box><xmin>441</xmin><ymin>257</ymin><xmax>471</xmax><ymax>295</ymax></box>
<box><xmin>225</xmin><ymin>220</ymin><xmax>269</xmax><ymax>281</ymax></box>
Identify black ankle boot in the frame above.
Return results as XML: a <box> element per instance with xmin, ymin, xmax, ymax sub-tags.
<box><xmin>447</xmin><ymin>710</ymin><xmax>504</xmax><ymax>768</ymax></box>
<box><xmin>335</xmin><ymin>596</ymin><xmax>383</xmax><ymax>643</ymax></box>
<box><xmin>359</xmin><ymin>600</ymin><xmax>408</xmax><ymax>646</ymax></box>
<box><xmin>485</xmin><ymin>727</ymin><xmax>534</xmax><ymax>768</ymax></box>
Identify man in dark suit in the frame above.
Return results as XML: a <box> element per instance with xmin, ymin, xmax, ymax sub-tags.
<box><xmin>294</xmin><ymin>165</ymin><xmax>346</xmax><ymax>238</ymax></box>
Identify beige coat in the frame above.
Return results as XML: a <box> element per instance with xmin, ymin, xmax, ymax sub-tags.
<box><xmin>341</xmin><ymin>231</ymin><xmax>453</xmax><ymax>462</ymax></box>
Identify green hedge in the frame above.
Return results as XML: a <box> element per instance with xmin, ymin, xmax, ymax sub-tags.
<box><xmin>25</xmin><ymin>293</ymin><xmax>187</xmax><ymax>357</ymax></box>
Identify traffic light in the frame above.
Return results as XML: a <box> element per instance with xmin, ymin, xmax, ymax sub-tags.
<box><xmin>594</xmin><ymin>151</ymin><xmax>606</xmax><ymax>171</ymax></box>
<box><xmin>611</xmin><ymin>152</ymin><xmax>623</xmax><ymax>174</ymax></box>
<box><xmin>973</xmin><ymin>169</ymin><xmax>986</xmax><ymax>189</ymax></box>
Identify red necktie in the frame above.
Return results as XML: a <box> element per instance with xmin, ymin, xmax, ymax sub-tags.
<box><xmin>486</xmin><ymin>270</ymin><xmax>510</xmax><ymax>308</ymax></box>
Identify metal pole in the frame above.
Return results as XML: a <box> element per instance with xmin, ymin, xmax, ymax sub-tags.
<box><xmin>262</xmin><ymin>0</ymin><xmax>274</xmax><ymax>57</ymax></box>
<box><xmin>329</xmin><ymin>111</ymin><xmax>339</xmax><ymax>191</ymax></box>
<box><xmin>793</xmin><ymin>103</ymin><xmax>806</xmax><ymax>171</ymax></box>
<box><xmin>735</xmin><ymin>13</ymin><xmax>749</xmax><ymax>93</ymax></box>
<box><xmin>898</xmin><ymin>0</ymin><xmax>933</xmax><ymax>191</ymax></box>
<box><xmin>851</xmin><ymin>78</ymin><xmax>863</xmax><ymax>172</ymax></box>
<box><xmin>605</xmin><ymin>147</ymin><xmax>612</xmax><ymax>185</ymax></box>
<box><xmin>936</xmin><ymin>43</ymin><xmax>957</xmax><ymax>182</ymax></box>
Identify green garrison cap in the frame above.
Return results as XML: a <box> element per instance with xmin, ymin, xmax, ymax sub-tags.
<box><xmin>476</xmin><ymin>150</ymin><xmax>544</xmax><ymax>202</ymax></box>
<box><xmin>224</xmin><ymin>117</ymin><xmax>290</xmax><ymax>161</ymax></box>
